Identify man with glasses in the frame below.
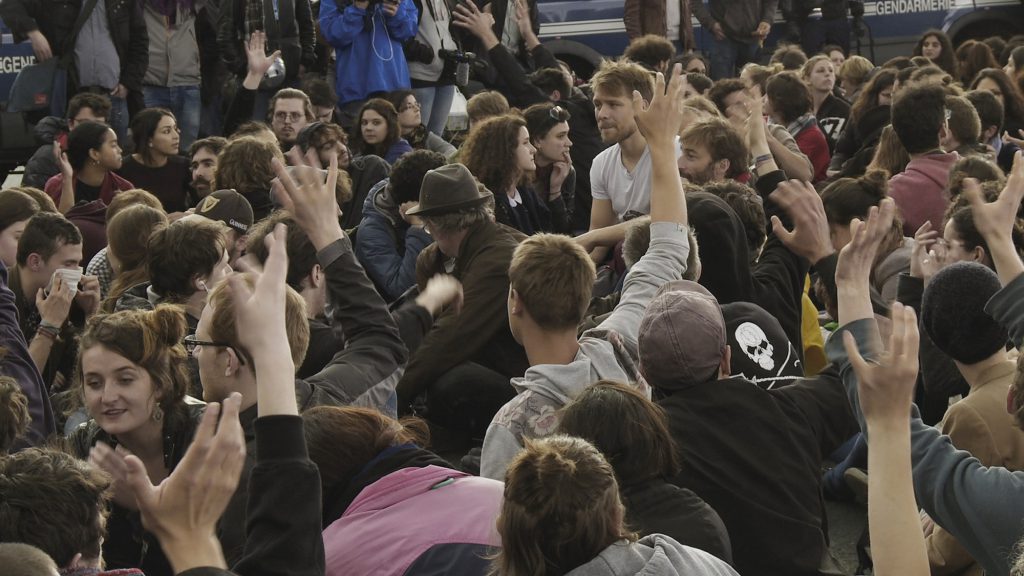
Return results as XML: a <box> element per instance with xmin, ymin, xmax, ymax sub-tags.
<box><xmin>887</xmin><ymin>85</ymin><xmax>961</xmax><ymax>237</ymax></box>
<box><xmin>268</xmin><ymin>88</ymin><xmax>316</xmax><ymax>147</ymax></box>
<box><xmin>22</xmin><ymin>93</ymin><xmax>112</xmax><ymax>190</ymax></box>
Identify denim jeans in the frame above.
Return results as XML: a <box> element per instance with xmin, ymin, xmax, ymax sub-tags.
<box><xmin>412</xmin><ymin>84</ymin><xmax>456</xmax><ymax>136</ymax></box>
<box><xmin>708</xmin><ymin>35</ymin><xmax>761</xmax><ymax>80</ymax></box>
<box><xmin>143</xmin><ymin>85</ymin><xmax>201</xmax><ymax>153</ymax></box>
<box><xmin>109</xmin><ymin>95</ymin><xmax>129</xmax><ymax>147</ymax></box>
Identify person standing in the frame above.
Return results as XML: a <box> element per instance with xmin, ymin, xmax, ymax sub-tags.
<box><xmin>625</xmin><ymin>0</ymin><xmax>695</xmax><ymax>54</ymax></box>
<box><xmin>690</xmin><ymin>0</ymin><xmax>778</xmax><ymax>80</ymax></box>
<box><xmin>403</xmin><ymin>0</ymin><xmax>459</xmax><ymax>136</ymax></box>
<box><xmin>0</xmin><ymin>0</ymin><xmax>149</xmax><ymax>145</ymax></box>
<box><xmin>140</xmin><ymin>0</ymin><xmax>204</xmax><ymax>153</ymax></box>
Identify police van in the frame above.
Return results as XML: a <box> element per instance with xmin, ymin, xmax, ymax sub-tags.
<box><xmin>535</xmin><ymin>0</ymin><xmax>1024</xmax><ymax>78</ymax></box>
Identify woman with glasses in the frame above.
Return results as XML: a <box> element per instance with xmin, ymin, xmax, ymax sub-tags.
<box><xmin>523</xmin><ymin>103</ymin><xmax>577</xmax><ymax>231</ymax></box>
<box><xmin>387</xmin><ymin>90</ymin><xmax>457</xmax><ymax>157</ymax></box>
<box><xmin>350</xmin><ymin>99</ymin><xmax>414</xmax><ymax>165</ymax></box>
<box><xmin>115</xmin><ymin>108</ymin><xmax>193</xmax><ymax>215</ymax></box>
<box><xmin>69</xmin><ymin>304</ymin><xmax>207</xmax><ymax>576</ymax></box>
<box><xmin>461</xmin><ymin>114</ymin><xmax>570</xmax><ymax>235</ymax></box>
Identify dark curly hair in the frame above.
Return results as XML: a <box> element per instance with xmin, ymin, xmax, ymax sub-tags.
<box><xmin>389</xmin><ymin>150</ymin><xmax>447</xmax><ymax>205</ymax></box>
<box><xmin>461</xmin><ymin>114</ymin><xmax>531</xmax><ymax>196</ymax></box>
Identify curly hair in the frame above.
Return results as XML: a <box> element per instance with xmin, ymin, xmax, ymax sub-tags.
<box><xmin>462</xmin><ymin>114</ymin><xmax>530</xmax><ymax>196</ymax></box>
<box><xmin>0</xmin><ymin>376</ymin><xmax>28</xmax><ymax>454</ymax></box>
<box><xmin>214</xmin><ymin>136</ymin><xmax>285</xmax><ymax>198</ymax></box>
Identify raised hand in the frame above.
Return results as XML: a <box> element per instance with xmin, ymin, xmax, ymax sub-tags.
<box><xmin>769</xmin><ymin>180</ymin><xmax>834</xmax><ymax>264</ymax></box>
<box><xmin>844</xmin><ymin>302</ymin><xmax>920</xmax><ymax>425</ymax></box>
<box><xmin>54</xmin><ymin>142</ymin><xmax>72</xmax><ymax>178</ymax></box>
<box><xmin>966</xmin><ymin>152</ymin><xmax>1024</xmax><ymax>285</ymax></box>
<box><xmin>243</xmin><ymin>31</ymin><xmax>282</xmax><ymax>89</ymax></box>
<box><xmin>909</xmin><ymin>221</ymin><xmax>939</xmax><ymax>279</ymax></box>
<box><xmin>633</xmin><ymin>63</ymin><xmax>686</xmax><ymax>147</ymax></box>
<box><xmin>415</xmin><ymin>274</ymin><xmax>464</xmax><ymax>317</ymax></box>
<box><xmin>271</xmin><ymin>150</ymin><xmax>342</xmax><ymax>250</ymax></box>
<box><xmin>835</xmin><ymin>199</ymin><xmax>897</xmax><ymax>285</ymax></box>
<box><xmin>228</xmin><ymin>224</ymin><xmax>290</xmax><ymax>366</ymax></box>
<box><xmin>124</xmin><ymin>395</ymin><xmax>246</xmax><ymax>573</ymax></box>
<box><xmin>453</xmin><ymin>1</ymin><xmax>498</xmax><ymax>43</ymax></box>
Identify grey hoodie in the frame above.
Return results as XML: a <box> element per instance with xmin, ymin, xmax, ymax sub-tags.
<box><xmin>480</xmin><ymin>221</ymin><xmax>690</xmax><ymax>480</ymax></box>
<box><xmin>567</xmin><ymin>534</ymin><xmax>739</xmax><ymax>576</ymax></box>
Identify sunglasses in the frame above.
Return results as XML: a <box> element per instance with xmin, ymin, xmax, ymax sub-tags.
<box><xmin>548</xmin><ymin>105</ymin><xmax>570</xmax><ymax>122</ymax></box>
<box><xmin>182</xmin><ymin>334</ymin><xmax>247</xmax><ymax>365</ymax></box>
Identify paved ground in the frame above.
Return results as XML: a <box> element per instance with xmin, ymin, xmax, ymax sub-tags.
<box><xmin>827</xmin><ymin>498</ymin><xmax>869</xmax><ymax>575</ymax></box>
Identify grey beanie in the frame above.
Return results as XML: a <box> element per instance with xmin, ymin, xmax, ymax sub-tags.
<box><xmin>921</xmin><ymin>261</ymin><xmax>1007</xmax><ymax>364</ymax></box>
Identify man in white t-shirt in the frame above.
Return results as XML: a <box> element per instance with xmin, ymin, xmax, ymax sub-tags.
<box><xmin>579</xmin><ymin>60</ymin><xmax>680</xmax><ymax>263</ymax></box>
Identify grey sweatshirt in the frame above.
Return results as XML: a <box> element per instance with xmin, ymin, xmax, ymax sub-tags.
<box><xmin>825</xmin><ymin>271</ymin><xmax>1024</xmax><ymax>576</ymax></box>
<box><xmin>480</xmin><ymin>221</ymin><xmax>691</xmax><ymax>480</ymax></box>
<box><xmin>566</xmin><ymin>534</ymin><xmax>739</xmax><ymax>576</ymax></box>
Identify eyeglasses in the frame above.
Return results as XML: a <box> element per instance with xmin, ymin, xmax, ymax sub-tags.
<box><xmin>548</xmin><ymin>105</ymin><xmax>570</xmax><ymax>122</ymax></box>
<box><xmin>274</xmin><ymin>111</ymin><xmax>305</xmax><ymax>123</ymax></box>
<box><xmin>182</xmin><ymin>334</ymin><xmax>247</xmax><ymax>365</ymax></box>
<box><xmin>400</xmin><ymin>101</ymin><xmax>421</xmax><ymax>112</ymax></box>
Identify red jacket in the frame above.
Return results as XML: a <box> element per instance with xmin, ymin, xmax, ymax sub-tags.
<box><xmin>43</xmin><ymin>171</ymin><xmax>134</xmax><ymax>207</ymax></box>
<box><xmin>794</xmin><ymin>124</ymin><xmax>830</xmax><ymax>183</ymax></box>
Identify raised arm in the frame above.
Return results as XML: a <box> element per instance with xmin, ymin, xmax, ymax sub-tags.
<box><xmin>966</xmin><ymin>152</ymin><xmax>1024</xmax><ymax>287</ymax></box>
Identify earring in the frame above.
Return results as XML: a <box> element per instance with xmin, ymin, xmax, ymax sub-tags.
<box><xmin>153</xmin><ymin>405</ymin><xmax>164</xmax><ymax>422</ymax></box>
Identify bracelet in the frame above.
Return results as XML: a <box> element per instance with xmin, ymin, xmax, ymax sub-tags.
<box><xmin>39</xmin><ymin>319</ymin><xmax>61</xmax><ymax>331</ymax></box>
<box><xmin>35</xmin><ymin>325</ymin><xmax>58</xmax><ymax>341</ymax></box>
<box><xmin>754</xmin><ymin>153</ymin><xmax>774</xmax><ymax>166</ymax></box>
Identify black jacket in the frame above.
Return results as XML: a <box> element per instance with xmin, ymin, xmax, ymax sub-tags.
<box><xmin>71</xmin><ymin>401</ymin><xmax>207</xmax><ymax>576</ymax></box>
<box><xmin>217</xmin><ymin>0</ymin><xmax>316</xmax><ymax>80</ymax></box>
<box><xmin>0</xmin><ymin>0</ymin><xmax>149</xmax><ymax>91</ymax></box>
<box><xmin>493</xmin><ymin>185</ymin><xmax>570</xmax><ymax>236</ymax></box>
<box><xmin>687</xmin><ymin>170</ymin><xmax>809</xmax><ymax>354</ymax></box>
<box><xmin>658</xmin><ymin>369</ymin><xmax>858</xmax><ymax>576</ymax></box>
<box><xmin>218</xmin><ymin>235</ymin><xmax>407</xmax><ymax>564</ymax></box>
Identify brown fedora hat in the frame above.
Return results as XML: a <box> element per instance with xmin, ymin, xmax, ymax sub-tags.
<box><xmin>405</xmin><ymin>163</ymin><xmax>493</xmax><ymax>216</ymax></box>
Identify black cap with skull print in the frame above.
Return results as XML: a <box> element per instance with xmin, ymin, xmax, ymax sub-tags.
<box><xmin>721</xmin><ymin>302</ymin><xmax>804</xmax><ymax>390</ymax></box>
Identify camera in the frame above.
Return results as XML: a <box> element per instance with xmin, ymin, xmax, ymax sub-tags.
<box><xmin>440</xmin><ymin>49</ymin><xmax>476</xmax><ymax>87</ymax></box>
<box><xmin>404</xmin><ymin>39</ymin><xmax>435</xmax><ymax>64</ymax></box>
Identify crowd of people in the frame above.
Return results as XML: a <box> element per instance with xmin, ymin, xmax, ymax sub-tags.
<box><xmin>2</xmin><ymin>0</ymin><xmax>1024</xmax><ymax>573</ymax></box>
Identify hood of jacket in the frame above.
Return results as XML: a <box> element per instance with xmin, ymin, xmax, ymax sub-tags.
<box><xmin>566</xmin><ymin>534</ymin><xmax>738</xmax><ymax>576</ymax></box>
<box><xmin>894</xmin><ymin>151</ymin><xmax>960</xmax><ymax>191</ymax></box>
<box><xmin>362</xmin><ymin>177</ymin><xmax>401</xmax><ymax>227</ymax></box>
<box><xmin>687</xmin><ymin>192</ymin><xmax>754</xmax><ymax>305</ymax></box>
<box><xmin>511</xmin><ymin>330</ymin><xmax>644</xmax><ymax>407</ymax></box>
<box><xmin>34</xmin><ymin>116</ymin><xmax>68</xmax><ymax>144</ymax></box>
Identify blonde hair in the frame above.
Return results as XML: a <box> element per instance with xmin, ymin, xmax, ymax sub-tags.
<box><xmin>591</xmin><ymin>59</ymin><xmax>655</xmax><ymax>103</ymax></box>
<box><xmin>467</xmin><ymin>91</ymin><xmax>511</xmax><ymax>126</ymax></box>
<box><xmin>493</xmin><ymin>435</ymin><xmax>635</xmax><ymax>576</ymax></box>
<box><xmin>509</xmin><ymin>234</ymin><xmax>596</xmax><ymax>330</ymax></box>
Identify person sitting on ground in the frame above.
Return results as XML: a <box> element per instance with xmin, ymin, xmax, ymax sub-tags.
<box><xmin>395</xmin><ymin>164</ymin><xmax>529</xmax><ymax>446</ymax></box>
<box><xmin>466</xmin><ymin>91</ymin><xmax>511</xmax><ymax>130</ymax></box>
<box><xmin>115</xmin><ymin>108</ymin><xmax>192</xmax><ymax>214</ymax></box>
<box><xmin>0</xmin><ymin>376</ymin><xmax>29</xmax><ymax>454</ymax></box>
<box><xmin>304</xmin><ymin>406</ymin><xmax>504</xmax><ymax>576</ymax></box>
<box><xmin>765</xmin><ymin>71</ymin><xmax>830</xmax><ymax>183</ymax></box>
<box><xmin>100</xmin><ymin>204</ymin><xmax>169</xmax><ymax>313</ymax></box>
<box><xmin>801</xmin><ymin>54</ymin><xmax>850</xmax><ymax>154</ymax></box>
<box><xmin>558</xmin><ymin>380</ymin><xmax>733</xmax><ymax>563</ymax></box>
<box><xmin>677</xmin><ymin>118</ymin><xmax>749</xmax><ymax>186</ymax></box>
<box><xmin>943</xmin><ymin>94</ymin><xmax>989</xmax><ymax>158</ymax></box>
<box><xmin>214</xmin><ymin>135</ymin><xmax>285</xmax><ymax>221</ymax></box>
<box><xmin>462</xmin><ymin>114</ymin><xmax>571</xmax><ymax>235</ymax></box>
<box><xmin>887</xmin><ymin>84</ymin><xmax>960</xmax><ymax>237</ymax></box>
<box><xmin>493</xmin><ymin>435</ymin><xmax>739</xmax><ymax>575</ymax></box>
<box><xmin>0</xmin><ymin>189</ymin><xmax>40</xmax><ymax>269</ymax></box>
<box><xmin>624</xmin><ymin>34</ymin><xmax>676</xmax><ymax>73</ymax></box>
<box><xmin>22</xmin><ymin>93</ymin><xmax>111</xmax><ymax>191</ymax></box>
<box><xmin>44</xmin><ymin>122</ymin><xmax>133</xmax><ymax>215</ymax></box>
<box><xmin>481</xmin><ymin>67</ymin><xmax>690</xmax><ymax>480</ymax></box>
<box><xmin>188</xmin><ymin>136</ymin><xmax>229</xmax><ymax>201</ymax></box>
<box><xmin>70</xmin><ymin>305</ymin><xmax>205</xmax><ymax>575</ymax></box>
<box><xmin>85</xmin><ymin>189</ymin><xmax>164</xmax><ymax>299</ymax></box>
<box><xmin>350</xmin><ymin>99</ymin><xmax>414</xmax><ymax>165</ymax></box>
<box><xmin>356</xmin><ymin>150</ymin><xmax>446</xmax><ymax>301</ymax></box>
<box><xmin>523</xmin><ymin>103</ymin><xmax>578</xmax><ymax>229</ymax></box>
<box><xmin>0</xmin><ymin>543</ymin><xmax>60</xmax><ymax>576</ymax></box>
<box><xmin>829</xmin><ymin>69</ymin><xmax>894</xmax><ymax>177</ymax></box>
<box><xmin>386</xmin><ymin>90</ymin><xmax>457</xmax><ymax>157</ymax></box>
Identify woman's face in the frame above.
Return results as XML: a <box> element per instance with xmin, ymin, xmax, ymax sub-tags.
<box><xmin>151</xmin><ymin>115</ymin><xmax>181</xmax><ymax>157</ymax></box>
<box><xmin>533</xmin><ymin>121</ymin><xmax>571</xmax><ymax>164</ymax></box>
<box><xmin>922</xmin><ymin>35</ymin><xmax>942</xmax><ymax>60</ymax></box>
<box><xmin>397</xmin><ymin>95</ymin><xmax>421</xmax><ymax>132</ymax></box>
<box><xmin>809</xmin><ymin>60</ymin><xmax>836</xmax><ymax>93</ymax></box>
<box><xmin>975</xmin><ymin>77</ymin><xmax>1006</xmax><ymax>110</ymax></box>
<box><xmin>82</xmin><ymin>345</ymin><xmax>160</xmax><ymax>437</ymax></box>
<box><xmin>943</xmin><ymin>218</ymin><xmax>983</xmax><ymax>264</ymax></box>
<box><xmin>877</xmin><ymin>85</ymin><xmax>894</xmax><ymax>107</ymax></box>
<box><xmin>94</xmin><ymin>129</ymin><xmax>123</xmax><ymax>171</ymax></box>
<box><xmin>515</xmin><ymin>126</ymin><xmax>537</xmax><ymax>172</ymax></box>
<box><xmin>829</xmin><ymin>49</ymin><xmax>846</xmax><ymax>70</ymax></box>
<box><xmin>0</xmin><ymin>219</ymin><xmax>29</xmax><ymax>267</ymax></box>
<box><xmin>361</xmin><ymin>109</ymin><xmax>388</xmax><ymax>145</ymax></box>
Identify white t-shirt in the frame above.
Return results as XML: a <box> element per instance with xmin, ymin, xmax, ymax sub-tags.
<box><xmin>590</xmin><ymin>139</ymin><xmax>682</xmax><ymax>222</ymax></box>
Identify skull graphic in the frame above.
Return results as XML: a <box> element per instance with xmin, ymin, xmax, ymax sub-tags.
<box><xmin>735</xmin><ymin>322</ymin><xmax>775</xmax><ymax>371</ymax></box>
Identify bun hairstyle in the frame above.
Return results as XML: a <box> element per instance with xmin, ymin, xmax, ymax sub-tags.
<box><xmin>77</xmin><ymin>305</ymin><xmax>192</xmax><ymax>423</ymax></box>
<box><xmin>820</xmin><ymin>170</ymin><xmax>889</xmax><ymax>226</ymax></box>
<box><xmin>494</xmin><ymin>435</ymin><xmax>634</xmax><ymax>576</ymax></box>
<box><xmin>947</xmin><ymin>155</ymin><xmax>1006</xmax><ymax>200</ymax></box>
